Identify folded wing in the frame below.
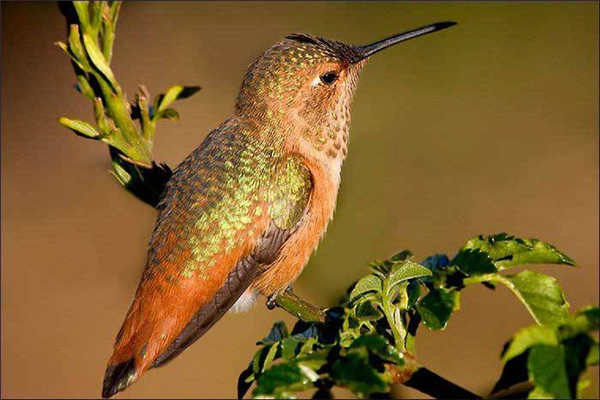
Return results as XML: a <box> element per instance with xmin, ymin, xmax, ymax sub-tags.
<box><xmin>102</xmin><ymin>122</ymin><xmax>312</xmax><ymax>398</ymax></box>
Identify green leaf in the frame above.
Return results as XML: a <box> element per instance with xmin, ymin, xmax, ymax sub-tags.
<box><xmin>502</xmin><ymin>325</ymin><xmax>558</xmax><ymax>362</ymax></box>
<box><xmin>586</xmin><ymin>341</ymin><xmax>598</xmax><ymax>366</ymax></box>
<box><xmin>263</xmin><ymin>343</ymin><xmax>280</xmax><ymax>372</ymax></box>
<box><xmin>407</xmin><ymin>281</ymin><xmax>421</xmax><ymax>308</ymax></box>
<box><xmin>237</xmin><ymin>363</ymin><xmax>254</xmax><ymax>400</ymax></box>
<box><xmin>450</xmin><ymin>290</ymin><xmax>461</xmax><ymax>311</ymax></box>
<box><xmin>502</xmin><ymin>271</ymin><xmax>569</xmax><ymax>326</ymax></box>
<box><xmin>297</xmin><ymin>348</ymin><xmax>330</xmax><ymax>371</ymax></box>
<box><xmin>416</xmin><ymin>289</ymin><xmax>455</xmax><ymax>331</ymax></box>
<box><xmin>76</xmin><ymin>75</ymin><xmax>95</xmax><ymax>99</ymax></box>
<box><xmin>110</xmin><ymin>161</ymin><xmax>132</xmax><ymax>186</ymax></box>
<box><xmin>108</xmin><ymin>1</ymin><xmax>122</xmax><ymax>26</ymax></box>
<box><xmin>354</xmin><ymin>301</ymin><xmax>384</xmax><ymax>322</ymax></box>
<box><xmin>351</xmin><ymin>334</ymin><xmax>403</xmax><ymax>365</ymax></box>
<box><xmin>527</xmin><ymin>385</ymin><xmax>554</xmax><ymax>399</ymax></box>
<box><xmin>280</xmin><ymin>338</ymin><xmax>301</xmax><ymax>360</ymax></box>
<box><xmin>330</xmin><ymin>352</ymin><xmax>389</xmax><ymax>397</ymax></box>
<box><xmin>350</xmin><ymin>275</ymin><xmax>382</xmax><ymax>302</ymax></box>
<box><xmin>387</xmin><ymin>261</ymin><xmax>432</xmax><ymax>292</ymax></box>
<box><xmin>55</xmin><ymin>41</ymin><xmax>91</xmax><ymax>73</ymax></box>
<box><xmin>253</xmin><ymin>362</ymin><xmax>318</xmax><ymax>398</ymax></box>
<box><xmin>528</xmin><ymin>345</ymin><xmax>571</xmax><ymax>399</ymax></box>
<box><xmin>158</xmin><ymin>108</ymin><xmax>179</xmax><ymax>121</ymax></box>
<box><xmin>492</xmin><ymin>351</ymin><xmax>530</xmax><ymax>395</ymax></box>
<box><xmin>81</xmin><ymin>33</ymin><xmax>118</xmax><ymax>91</ymax></box>
<box><xmin>72</xmin><ymin>1</ymin><xmax>91</xmax><ymax>28</ymax></box>
<box><xmin>156</xmin><ymin>85</ymin><xmax>201</xmax><ymax>112</ymax></box>
<box><xmin>59</xmin><ymin>117</ymin><xmax>100</xmax><ymax>139</ymax></box>
<box><xmin>503</xmin><ymin>306</ymin><xmax>599</xmax><ymax>363</ymax></box>
<box><xmin>577</xmin><ymin>376</ymin><xmax>592</xmax><ymax>399</ymax></box>
<box><xmin>68</xmin><ymin>24</ymin><xmax>92</xmax><ymax>69</ymax></box>
<box><xmin>451</xmin><ymin>249</ymin><xmax>497</xmax><ymax>275</ymax></box>
<box><xmin>253</xmin><ymin>346</ymin><xmax>269</xmax><ymax>375</ymax></box>
<box><xmin>90</xmin><ymin>1</ymin><xmax>102</xmax><ymax>31</ymax></box>
<box><xmin>464</xmin><ymin>234</ymin><xmax>576</xmax><ymax>269</ymax></box>
<box><xmin>258</xmin><ymin>321</ymin><xmax>289</xmax><ymax>345</ymax></box>
<box><xmin>557</xmin><ymin>306</ymin><xmax>599</xmax><ymax>340</ymax></box>
<box><xmin>390</xmin><ymin>250</ymin><xmax>413</xmax><ymax>262</ymax></box>
<box><xmin>299</xmin><ymin>337</ymin><xmax>317</xmax><ymax>357</ymax></box>
<box><xmin>563</xmin><ymin>335</ymin><xmax>594</xmax><ymax>398</ymax></box>
<box><xmin>291</xmin><ymin>324</ymin><xmax>319</xmax><ymax>341</ymax></box>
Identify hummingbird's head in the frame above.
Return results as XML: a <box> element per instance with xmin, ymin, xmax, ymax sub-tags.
<box><xmin>235</xmin><ymin>33</ymin><xmax>365</xmax><ymax>120</ymax></box>
<box><xmin>235</xmin><ymin>22</ymin><xmax>456</xmax><ymax>161</ymax></box>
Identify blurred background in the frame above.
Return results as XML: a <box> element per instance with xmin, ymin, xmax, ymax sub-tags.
<box><xmin>1</xmin><ymin>1</ymin><xmax>598</xmax><ymax>398</ymax></box>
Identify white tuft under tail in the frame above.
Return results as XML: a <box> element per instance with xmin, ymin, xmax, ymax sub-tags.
<box><xmin>230</xmin><ymin>289</ymin><xmax>258</xmax><ymax>313</ymax></box>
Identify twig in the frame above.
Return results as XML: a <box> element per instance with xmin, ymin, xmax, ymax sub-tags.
<box><xmin>488</xmin><ymin>382</ymin><xmax>533</xmax><ymax>399</ymax></box>
<box><xmin>273</xmin><ymin>290</ymin><xmax>327</xmax><ymax>324</ymax></box>
<box><xmin>404</xmin><ymin>367</ymin><xmax>482</xmax><ymax>399</ymax></box>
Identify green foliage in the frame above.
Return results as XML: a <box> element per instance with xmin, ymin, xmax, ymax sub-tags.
<box><xmin>415</xmin><ymin>289</ymin><xmax>455</xmax><ymax>331</ymax></box>
<box><xmin>56</xmin><ymin>1</ymin><xmax>200</xmax><ymax>207</ymax></box>
<box><xmin>493</xmin><ymin>306</ymin><xmax>599</xmax><ymax>399</ymax></box>
<box><xmin>502</xmin><ymin>271</ymin><xmax>570</xmax><ymax>326</ymax></box>
<box><xmin>463</xmin><ymin>234</ymin><xmax>577</xmax><ymax>269</ymax></box>
<box><xmin>240</xmin><ymin>234</ymin><xmax>596</xmax><ymax>399</ymax></box>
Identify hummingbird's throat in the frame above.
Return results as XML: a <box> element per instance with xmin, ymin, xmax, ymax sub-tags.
<box><xmin>297</xmin><ymin>69</ymin><xmax>358</xmax><ymax>162</ymax></box>
<box><xmin>300</xmin><ymin>110</ymin><xmax>350</xmax><ymax>160</ymax></box>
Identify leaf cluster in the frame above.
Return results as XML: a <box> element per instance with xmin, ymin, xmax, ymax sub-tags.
<box><xmin>240</xmin><ymin>234</ymin><xmax>597</xmax><ymax>399</ymax></box>
<box><xmin>493</xmin><ymin>306</ymin><xmax>599</xmax><ymax>399</ymax></box>
<box><xmin>56</xmin><ymin>1</ymin><xmax>200</xmax><ymax>206</ymax></box>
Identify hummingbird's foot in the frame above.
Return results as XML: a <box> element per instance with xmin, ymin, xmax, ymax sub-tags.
<box><xmin>266</xmin><ymin>286</ymin><xmax>294</xmax><ymax>309</ymax></box>
<box><xmin>266</xmin><ymin>294</ymin><xmax>278</xmax><ymax>310</ymax></box>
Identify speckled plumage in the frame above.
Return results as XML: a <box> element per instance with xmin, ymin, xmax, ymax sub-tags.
<box><xmin>102</xmin><ymin>21</ymin><xmax>457</xmax><ymax>397</ymax></box>
<box><xmin>104</xmin><ymin>34</ymin><xmax>364</xmax><ymax>398</ymax></box>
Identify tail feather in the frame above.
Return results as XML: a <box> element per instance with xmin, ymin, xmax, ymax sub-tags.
<box><xmin>101</xmin><ymin>298</ymin><xmax>155</xmax><ymax>398</ymax></box>
<box><xmin>100</xmin><ymin>221</ymin><xmax>280</xmax><ymax>396</ymax></box>
<box><xmin>102</xmin><ymin>357</ymin><xmax>139</xmax><ymax>398</ymax></box>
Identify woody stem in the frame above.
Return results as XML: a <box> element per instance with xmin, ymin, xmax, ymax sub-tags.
<box><xmin>272</xmin><ymin>289</ymin><xmax>327</xmax><ymax>324</ymax></box>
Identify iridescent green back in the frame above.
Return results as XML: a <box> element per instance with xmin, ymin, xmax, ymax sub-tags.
<box><xmin>144</xmin><ymin>116</ymin><xmax>311</xmax><ymax>283</ymax></box>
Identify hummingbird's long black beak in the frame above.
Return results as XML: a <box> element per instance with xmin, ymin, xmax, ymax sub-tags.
<box><xmin>353</xmin><ymin>21</ymin><xmax>457</xmax><ymax>62</ymax></box>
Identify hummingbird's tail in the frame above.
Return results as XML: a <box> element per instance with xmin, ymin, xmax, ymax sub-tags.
<box><xmin>101</xmin><ymin>296</ymin><xmax>167</xmax><ymax>398</ymax></box>
<box><xmin>101</xmin><ymin>300</ymin><xmax>147</xmax><ymax>398</ymax></box>
<box><xmin>102</xmin><ymin>356</ymin><xmax>139</xmax><ymax>398</ymax></box>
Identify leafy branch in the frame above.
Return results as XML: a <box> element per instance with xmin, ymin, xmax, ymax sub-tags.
<box><xmin>57</xmin><ymin>2</ymin><xmax>598</xmax><ymax>399</ymax></box>
<box><xmin>56</xmin><ymin>1</ymin><xmax>199</xmax><ymax>206</ymax></box>
<box><xmin>240</xmin><ymin>234</ymin><xmax>597</xmax><ymax>399</ymax></box>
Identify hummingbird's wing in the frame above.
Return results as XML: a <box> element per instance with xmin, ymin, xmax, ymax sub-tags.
<box><xmin>149</xmin><ymin>156</ymin><xmax>312</xmax><ymax>369</ymax></box>
<box><xmin>102</xmin><ymin>124</ymin><xmax>312</xmax><ymax>398</ymax></box>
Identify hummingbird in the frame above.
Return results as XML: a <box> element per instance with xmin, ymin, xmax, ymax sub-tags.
<box><xmin>102</xmin><ymin>21</ymin><xmax>456</xmax><ymax>398</ymax></box>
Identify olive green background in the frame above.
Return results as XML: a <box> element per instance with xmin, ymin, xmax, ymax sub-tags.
<box><xmin>2</xmin><ymin>1</ymin><xmax>598</xmax><ymax>398</ymax></box>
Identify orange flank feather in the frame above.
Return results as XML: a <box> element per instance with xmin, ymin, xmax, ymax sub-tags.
<box><xmin>103</xmin><ymin>198</ymin><xmax>271</xmax><ymax>397</ymax></box>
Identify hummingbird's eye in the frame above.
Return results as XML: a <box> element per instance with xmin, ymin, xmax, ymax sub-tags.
<box><xmin>319</xmin><ymin>71</ymin><xmax>338</xmax><ymax>85</ymax></box>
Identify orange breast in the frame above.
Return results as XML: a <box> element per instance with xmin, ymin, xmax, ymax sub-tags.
<box><xmin>251</xmin><ymin>156</ymin><xmax>339</xmax><ymax>296</ymax></box>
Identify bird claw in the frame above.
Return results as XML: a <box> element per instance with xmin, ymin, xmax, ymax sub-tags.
<box><xmin>266</xmin><ymin>295</ymin><xmax>277</xmax><ymax>310</ymax></box>
<box><xmin>266</xmin><ymin>286</ymin><xmax>294</xmax><ymax>309</ymax></box>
